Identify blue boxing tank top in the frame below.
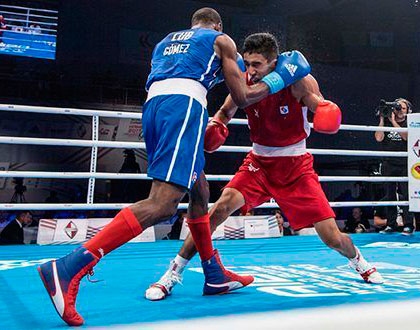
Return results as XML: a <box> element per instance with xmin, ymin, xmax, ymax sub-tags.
<box><xmin>146</xmin><ymin>27</ymin><xmax>223</xmax><ymax>91</ymax></box>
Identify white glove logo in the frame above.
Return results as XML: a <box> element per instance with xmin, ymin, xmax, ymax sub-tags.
<box><xmin>285</xmin><ymin>64</ymin><xmax>298</xmax><ymax>77</ymax></box>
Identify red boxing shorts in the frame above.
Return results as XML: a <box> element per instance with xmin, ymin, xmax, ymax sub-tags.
<box><xmin>225</xmin><ymin>152</ymin><xmax>335</xmax><ymax>230</ymax></box>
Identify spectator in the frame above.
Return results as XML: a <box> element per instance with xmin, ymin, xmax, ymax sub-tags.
<box><xmin>374</xmin><ymin>188</ymin><xmax>414</xmax><ymax>234</ymax></box>
<box><xmin>343</xmin><ymin>207</ymin><xmax>370</xmax><ymax>233</ymax></box>
<box><xmin>274</xmin><ymin>209</ymin><xmax>293</xmax><ymax>236</ymax></box>
<box><xmin>11</xmin><ymin>22</ymin><xmax>24</xmax><ymax>33</ymax></box>
<box><xmin>244</xmin><ymin>209</ymin><xmax>254</xmax><ymax>216</ymax></box>
<box><xmin>29</xmin><ymin>23</ymin><xmax>42</xmax><ymax>34</ymax></box>
<box><xmin>111</xmin><ymin>149</ymin><xmax>141</xmax><ymax>203</ymax></box>
<box><xmin>374</xmin><ymin>98</ymin><xmax>418</xmax><ymax>234</ymax></box>
<box><xmin>0</xmin><ymin>211</ymin><xmax>32</xmax><ymax>245</ymax></box>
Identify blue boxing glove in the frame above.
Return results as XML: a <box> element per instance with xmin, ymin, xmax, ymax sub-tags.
<box><xmin>236</xmin><ymin>53</ymin><xmax>246</xmax><ymax>72</ymax></box>
<box><xmin>261</xmin><ymin>50</ymin><xmax>311</xmax><ymax>94</ymax></box>
<box><xmin>214</xmin><ymin>52</ymin><xmax>246</xmax><ymax>85</ymax></box>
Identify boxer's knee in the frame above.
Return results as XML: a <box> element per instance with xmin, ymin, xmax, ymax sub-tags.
<box><xmin>189</xmin><ymin>173</ymin><xmax>210</xmax><ymax>209</ymax></box>
<box><xmin>211</xmin><ymin>188</ymin><xmax>244</xmax><ymax>224</ymax></box>
<box><xmin>130</xmin><ymin>192</ymin><xmax>181</xmax><ymax>228</ymax></box>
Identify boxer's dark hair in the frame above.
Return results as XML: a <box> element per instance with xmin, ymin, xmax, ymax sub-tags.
<box><xmin>243</xmin><ymin>33</ymin><xmax>279</xmax><ymax>61</ymax></box>
<box><xmin>191</xmin><ymin>7</ymin><xmax>222</xmax><ymax>26</ymax></box>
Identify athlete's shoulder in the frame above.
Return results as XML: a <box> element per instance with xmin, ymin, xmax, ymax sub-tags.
<box><xmin>214</xmin><ymin>33</ymin><xmax>235</xmax><ymax>48</ymax></box>
<box><xmin>214</xmin><ymin>34</ymin><xmax>237</xmax><ymax>60</ymax></box>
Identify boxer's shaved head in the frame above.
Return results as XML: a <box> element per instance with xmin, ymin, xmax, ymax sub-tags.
<box><xmin>243</xmin><ymin>33</ymin><xmax>279</xmax><ymax>61</ymax></box>
<box><xmin>191</xmin><ymin>7</ymin><xmax>222</xmax><ymax>27</ymax></box>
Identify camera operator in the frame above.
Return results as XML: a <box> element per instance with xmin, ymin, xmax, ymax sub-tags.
<box><xmin>374</xmin><ymin>98</ymin><xmax>417</xmax><ymax>234</ymax></box>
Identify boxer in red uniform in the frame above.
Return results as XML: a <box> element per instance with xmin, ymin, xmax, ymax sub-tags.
<box><xmin>0</xmin><ymin>15</ymin><xmax>7</xmax><ymax>44</ymax></box>
<box><xmin>145</xmin><ymin>32</ymin><xmax>383</xmax><ymax>301</ymax></box>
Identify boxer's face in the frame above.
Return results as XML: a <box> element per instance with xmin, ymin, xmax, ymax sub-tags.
<box><xmin>243</xmin><ymin>52</ymin><xmax>276</xmax><ymax>83</ymax></box>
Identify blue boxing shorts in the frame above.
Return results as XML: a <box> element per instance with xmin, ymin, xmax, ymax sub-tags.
<box><xmin>142</xmin><ymin>94</ymin><xmax>208</xmax><ymax>189</ymax></box>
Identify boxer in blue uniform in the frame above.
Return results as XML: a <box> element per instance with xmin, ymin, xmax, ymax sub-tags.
<box><xmin>37</xmin><ymin>7</ymin><xmax>312</xmax><ymax>326</ymax></box>
<box><xmin>144</xmin><ymin>26</ymin><xmax>223</xmax><ymax>189</ymax></box>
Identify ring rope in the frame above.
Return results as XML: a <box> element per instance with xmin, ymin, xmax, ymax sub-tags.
<box><xmin>0</xmin><ymin>136</ymin><xmax>408</xmax><ymax>157</ymax></box>
<box><xmin>0</xmin><ymin>104</ymin><xmax>408</xmax><ymax>133</ymax></box>
<box><xmin>0</xmin><ymin>4</ymin><xmax>59</xmax><ymax>14</ymax></box>
<box><xmin>0</xmin><ymin>201</ymin><xmax>410</xmax><ymax>211</ymax></box>
<box><xmin>0</xmin><ymin>171</ymin><xmax>409</xmax><ymax>182</ymax></box>
<box><xmin>0</xmin><ymin>104</ymin><xmax>410</xmax><ymax>211</ymax></box>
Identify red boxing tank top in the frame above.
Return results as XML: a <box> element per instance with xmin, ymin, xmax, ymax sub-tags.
<box><xmin>244</xmin><ymin>75</ymin><xmax>310</xmax><ymax>147</ymax></box>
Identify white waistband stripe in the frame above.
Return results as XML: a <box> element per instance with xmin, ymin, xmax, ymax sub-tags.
<box><xmin>146</xmin><ymin>78</ymin><xmax>207</xmax><ymax>108</ymax></box>
<box><xmin>252</xmin><ymin>140</ymin><xmax>307</xmax><ymax>157</ymax></box>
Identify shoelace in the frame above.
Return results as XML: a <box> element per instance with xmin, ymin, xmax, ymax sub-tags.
<box><xmin>67</xmin><ymin>263</ymin><xmax>100</xmax><ymax>307</ymax></box>
<box><xmin>68</xmin><ymin>267</ymin><xmax>90</xmax><ymax>308</ymax></box>
<box><xmin>159</xmin><ymin>270</ymin><xmax>183</xmax><ymax>288</ymax></box>
<box><xmin>87</xmin><ymin>269</ymin><xmax>103</xmax><ymax>283</ymax></box>
<box><xmin>350</xmin><ymin>256</ymin><xmax>371</xmax><ymax>274</ymax></box>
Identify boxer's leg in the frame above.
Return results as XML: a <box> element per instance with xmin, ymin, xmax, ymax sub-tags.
<box><xmin>314</xmin><ymin>218</ymin><xmax>384</xmax><ymax>284</ymax></box>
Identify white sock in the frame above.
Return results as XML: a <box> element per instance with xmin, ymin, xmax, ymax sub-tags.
<box><xmin>171</xmin><ymin>254</ymin><xmax>189</xmax><ymax>273</ymax></box>
<box><xmin>349</xmin><ymin>246</ymin><xmax>364</xmax><ymax>264</ymax></box>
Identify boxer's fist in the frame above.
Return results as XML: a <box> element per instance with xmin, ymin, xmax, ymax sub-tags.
<box><xmin>204</xmin><ymin>117</ymin><xmax>229</xmax><ymax>153</ymax></box>
<box><xmin>262</xmin><ymin>50</ymin><xmax>311</xmax><ymax>94</ymax></box>
<box><xmin>275</xmin><ymin>50</ymin><xmax>311</xmax><ymax>85</ymax></box>
<box><xmin>313</xmin><ymin>101</ymin><xmax>342</xmax><ymax>134</ymax></box>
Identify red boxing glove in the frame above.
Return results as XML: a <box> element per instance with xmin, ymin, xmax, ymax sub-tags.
<box><xmin>204</xmin><ymin>117</ymin><xmax>229</xmax><ymax>153</ymax></box>
<box><xmin>313</xmin><ymin>100</ymin><xmax>342</xmax><ymax>134</ymax></box>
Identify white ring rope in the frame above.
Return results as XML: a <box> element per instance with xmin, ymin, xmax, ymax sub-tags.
<box><xmin>0</xmin><ymin>171</ymin><xmax>409</xmax><ymax>182</ymax></box>
<box><xmin>0</xmin><ymin>104</ymin><xmax>141</xmax><ymax>118</ymax></box>
<box><xmin>0</xmin><ymin>104</ymin><xmax>408</xmax><ymax>133</ymax></box>
<box><xmin>0</xmin><ymin>4</ymin><xmax>59</xmax><ymax>14</ymax></box>
<box><xmin>229</xmin><ymin>118</ymin><xmax>408</xmax><ymax>133</ymax></box>
<box><xmin>0</xmin><ymin>11</ymin><xmax>59</xmax><ymax>20</ymax></box>
<box><xmin>0</xmin><ymin>136</ymin><xmax>407</xmax><ymax>157</ymax></box>
<box><xmin>0</xmin><ymin>201</ymin><xmax>409</xmax><ymax>211</ymax></box>
<box><xmin>5</xmin><ymin>18</ymin><xmax>58</xmax><ymax>26</ymax></box>
<box><xmin>0</xmin><ymin>104</ymin><xmax>410</xmax><ymax>210</ymax></box>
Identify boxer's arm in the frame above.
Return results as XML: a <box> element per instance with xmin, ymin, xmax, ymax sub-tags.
<box><xmin>291</xmin><ymin>75</ymin><xmax>342</xmax><ymax>134</ymax></box>
<box><xmin>213</xmin><ymin>94</ymin><xmax>238</xmax><ymax>125</ymax></box>
<box><xmin>214</xmin><ymin>35</ymin><xmax>270</xmax><ymax>108</ymax></box>
<box><xmin>204</xmin><ymin>95</ymin><xmax>238</xmax><ymax>153</ymax></box>
<box><xmin>290</xmin><ymin>74</ymin><xmax>323</xmax><ymax>111</ymax></box>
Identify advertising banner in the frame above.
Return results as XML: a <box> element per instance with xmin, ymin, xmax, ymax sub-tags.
<box><xmin>407</xmin><ymin>114</ymin><xmax>420</xmax><ymax>212</ymax></box>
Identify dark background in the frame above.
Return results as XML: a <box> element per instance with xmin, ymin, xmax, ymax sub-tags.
<box><xmin>0</xmin><ymin>0</ymin><xmax>419</xmax><ymax>211</ymax></box>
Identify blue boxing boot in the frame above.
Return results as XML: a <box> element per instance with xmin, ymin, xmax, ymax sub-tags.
<box><xmin>38</xmin><ymin>247</ymin><xmax>99</xmax><ymax>326</ymax></box>
<box><xmin>202</xmin><ymin>249</ymin><xmax>254</xmax><ymax>295</ymax></box>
